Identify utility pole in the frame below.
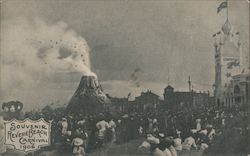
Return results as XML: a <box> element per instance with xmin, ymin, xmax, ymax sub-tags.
<box><xmin>188</xmin><ymin>76</ymin><xmax>191</xmax><ymax>92</ymax></box>
<box><xmin>188</xmin><ymin>76</ymin><xmax>194</xmax><ymax>109</ymax></box>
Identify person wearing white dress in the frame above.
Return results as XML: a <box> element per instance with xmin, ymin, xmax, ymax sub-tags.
<box><xmin>61</xmin><ymin>118</ymin><xmax>68</xmax><ymax>136</ymax></box>
<box><xmin>182</xmin><ymin>136</ymin><xmax>197</xmax><ymax>150</ymax></box>
<box><xmin>138</xmin><ymin>134</ymin><xmax>172</xmax><ymax>156</ymax></box>
<box><xmin>108</xmin><ymin>119</ymin><xmax>116</xmax><ymax>143</ymax></box>
<box><xmin>182</xmin><ymin>131</ymin><xmax>197</xmax><ymax>151</ymax></box>
<box><xmin>196</xmin><ymin>119</ymin><xmax>201</xmax><ymax>131</ymax></box>
<box><xmin>173</xmin><ymin>131</ymin><xmax>182</xmax><ymax>152</ymax></box>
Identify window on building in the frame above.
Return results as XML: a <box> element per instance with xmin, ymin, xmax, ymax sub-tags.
<box><xmin>234</xmin><ymin>85</ymin><xmax>240</xmax><ymax>94</ymax></box>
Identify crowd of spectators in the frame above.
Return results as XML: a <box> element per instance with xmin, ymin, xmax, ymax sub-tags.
<box><xmin>1</xmin><ymin>103</ymin><xmax>249</xmax><ymax>156</ymax></box>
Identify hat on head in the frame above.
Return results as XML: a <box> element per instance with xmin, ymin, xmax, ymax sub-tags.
<box><xmin>73</xmin><ymin>138</ymin><xmax>84</xmax><ymax>146</ymax></box>
<box><xmin>158</xmin><ymin>133</ymin><xmax>165</xmax><ymax>138</ymax></box>
<box><xmin>146</xmin><ymin>136</ymin><xmax>160</xmax><ymax>144</ymax></box>
<box><xmin>62</xmin><ymin>118</ymin><xmax>67</xmax><ymax>121</ymax></box>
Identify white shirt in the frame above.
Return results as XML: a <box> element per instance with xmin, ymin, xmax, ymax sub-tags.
<box><xmin>173</xmin><ymin>138</ymin><xmax>182</xmax><ymax>151</ymax></box>
<box><xmin>162</xmin><ymin>148</ymin><xmax>172</xmax><ymax>156</ymax></box>
<box><xmin>199</xmin><ymin>129</ymin><xmax>208</xmax><ymax>135</ymax></box>
<box><xmin>200</xmin><ymin>143</ymin><xmax>209</xmax><ymax>150</ymax></box>
<box><xmin>196</xmin><ymin>119</ymin><xmax>201</xmax><ymax>131</ymax></box>
<box><xmin>96</xmin><ymin>120</ymin><xmax>109</xmax><ymax>138</ymax></box>
<box><xmin>222</xmin><ymin>118</ymin><xmax>225</xmax><ymax>126</ymax></box>
<box><xmin>139</xmin><ymin>126</ymin><xmax>143</xmax><ymax>134</ymax></box>
<box><xmin>138</xmin><ymin>141</ymin><xmax>151</xmax><ymax>150</ymax></box>
<box><xmin>61</xmin><ymin>121</ymin><xmax>68</xmax><ymax>135</ymax></box>
<box><xmin>182</xmin><ymin>137</ymin><xmax>197</xmax><ymax>150</ymax></box>
<box><xmin>108</xmin><ymin>120</ymin><xmax>116</xmax><ymax>132</ymax></box>
<box><xmin>196</xmin><ymin>124</ymin><xmax>201</xmax><ymax>131</ymax></box>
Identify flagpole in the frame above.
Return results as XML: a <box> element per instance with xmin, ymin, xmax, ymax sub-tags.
<box><xmin>226</xmin><ymin>0</ymin><xmax>229</xmax><ymax>21</ymax></box>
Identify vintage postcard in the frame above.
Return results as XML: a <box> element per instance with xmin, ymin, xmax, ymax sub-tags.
<box><xmin>0</xmin><ymin>0</ymin><xmax>249</xmax><ymax>156</ymax></box>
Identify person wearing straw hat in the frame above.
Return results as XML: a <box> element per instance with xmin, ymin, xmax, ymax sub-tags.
<box><xmin>72</xmin><ymin>137</ymin><xmax>85</xmax><ymax>156</ymax></box>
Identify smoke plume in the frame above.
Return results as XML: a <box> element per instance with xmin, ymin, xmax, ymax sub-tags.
<box><xmin>0</xmin><ymin>17</ymin><xmax>95</xmax><ymax>106</ymax></box>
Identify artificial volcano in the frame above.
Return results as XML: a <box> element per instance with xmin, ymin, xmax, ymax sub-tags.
<box><xmin>66</xmin><ymin>75</ymin><xmax>108</xmax><ymax>114</ymax></box>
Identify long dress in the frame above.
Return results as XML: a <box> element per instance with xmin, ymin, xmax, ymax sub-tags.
<box><xmin>162</xmin><ymin>148</ymin><xmax>173</xmax><ymax>156</ymax></box>
<box><xmin>153</xmin><ymin>148</ymin><xmax>167</xmax><ymax>156</ymax></box>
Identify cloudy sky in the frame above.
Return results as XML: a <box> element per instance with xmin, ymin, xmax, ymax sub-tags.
<box><xmin>0</xmin><ymin>0</ymin><xmax>249</xmax><ymax>110</ymax></box>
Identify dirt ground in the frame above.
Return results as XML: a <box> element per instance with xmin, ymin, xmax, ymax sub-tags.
<box><xmin>87</xmin><ymin>139</ymin><xmax>203</xmax><ymax>156</ymax></box>
<box><xmin>4</xmin><ymin>139</ymin><xmax>204</xmax><ymax>156</ymax></box>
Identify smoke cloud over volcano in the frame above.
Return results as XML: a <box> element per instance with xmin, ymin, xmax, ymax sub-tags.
<box><xmin>3</xmin><ymin>18</ymin><xmax>94</xmax><ymax>75</ymax></box>
<box><xmin>1</xmin><ymin>17</ymin><xmax>95</xmax><ymax>107</ymax></box>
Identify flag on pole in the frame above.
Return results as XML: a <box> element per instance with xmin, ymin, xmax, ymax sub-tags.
<box><xmin>217</xmin><ymin>1</ymin><xmax>227</xmax><ymax>13</ymax></box>
<box><xmin>241</xmin><ymin>69</ymin><xmax>245</xmax><ymax>73</ymax></box>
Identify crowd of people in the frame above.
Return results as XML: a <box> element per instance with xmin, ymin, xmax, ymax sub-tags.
<box><xmin>0</xmin><ymin>103</ymin><xmax>249</xmax><ymax>156</ymax></box>
<box><xmin>29</xmin><ymin>105</ymin><xmax>245</xmax><ymax>156</ymax></box>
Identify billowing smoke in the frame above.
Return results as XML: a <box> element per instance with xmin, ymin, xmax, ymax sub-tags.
<box><xmin>3</xmin><ymin>18</ymin><xmax>94</xmax><ymax>75</ymax></box>
<box><xmin>0</xmin><ymin>17</ymin><xmax>95</xmax><ymax>107</ymax></box>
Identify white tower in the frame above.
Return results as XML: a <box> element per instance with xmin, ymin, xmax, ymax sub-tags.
<box><xmin>213</xmin><ymin>19</ymin><xmax>241</xmax><ymax>108</ymax></box>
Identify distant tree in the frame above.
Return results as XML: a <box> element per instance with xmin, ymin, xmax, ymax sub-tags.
<box><xmin>42</xmin><ymin>105</ymin><xmax>53</xmax><ymax>113</ymax></box>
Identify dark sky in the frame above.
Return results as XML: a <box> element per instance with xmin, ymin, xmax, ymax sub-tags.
<box><xmin>1</xmin><ymin>0</ymin><xmax>249</xmax><ymax>110</ymax></box>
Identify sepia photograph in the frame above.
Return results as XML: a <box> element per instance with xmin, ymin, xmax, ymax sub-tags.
<box><xmin>0</xmin><ymin>0</ymin><xmax>249</xmax><ymax>156</ymax></box>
